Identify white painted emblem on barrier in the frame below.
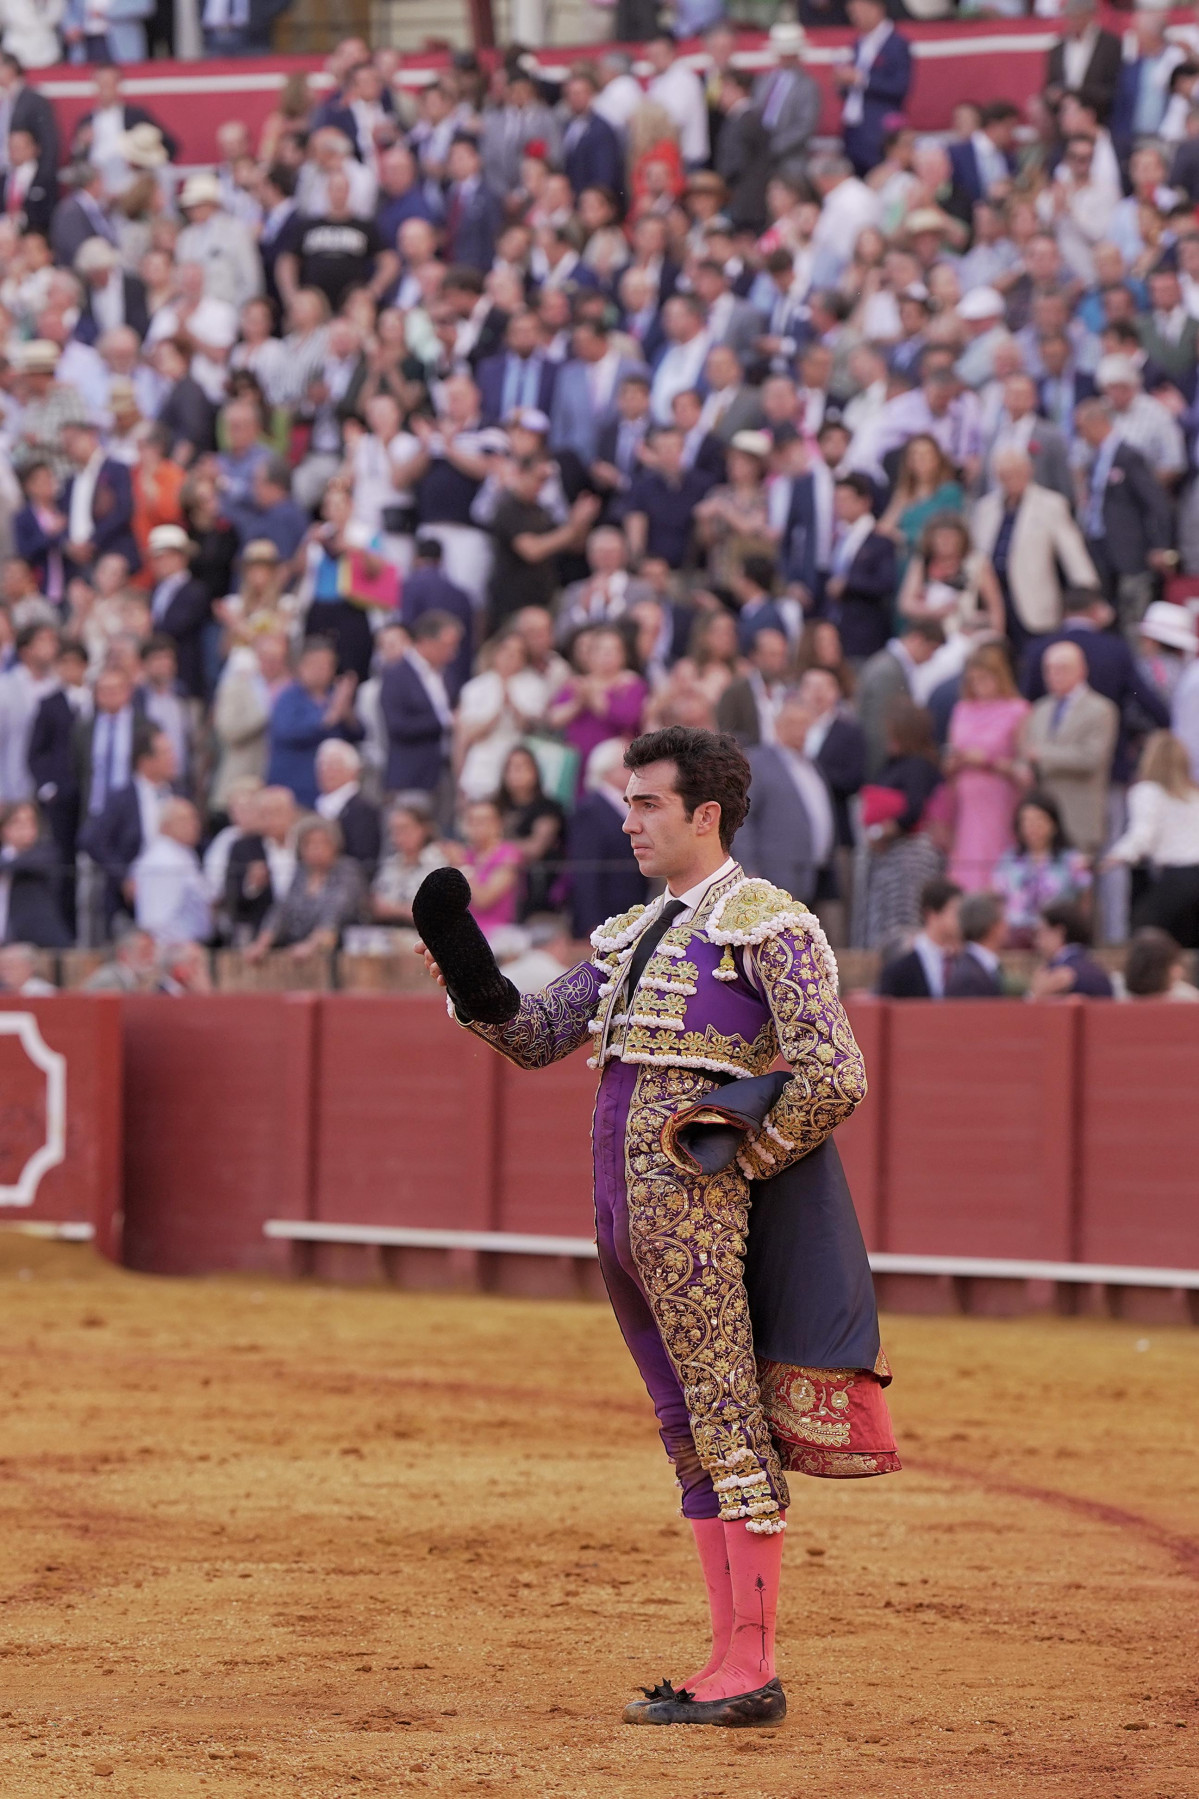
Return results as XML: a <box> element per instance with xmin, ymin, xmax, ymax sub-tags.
<box><xmin>0</xmin><ymin>1013</ymin><xmax>66</xmax><ymax>1206</ymax></box>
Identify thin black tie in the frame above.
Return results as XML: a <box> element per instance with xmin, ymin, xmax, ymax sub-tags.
<box><xmin>625</xmin><ymin>900</ymin><xmax>686</xmax><ymax>998</ymax></box>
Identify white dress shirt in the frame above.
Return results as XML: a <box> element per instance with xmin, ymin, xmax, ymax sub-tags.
<box><xmin>647</xmin><ymin>62</ymin><xmax>709</xmax><ymax>164</ymax></box>
<box><xmin>133</xmin><ymin>835</ymin><xmax>212</xmax><ymax>943</ymax></box>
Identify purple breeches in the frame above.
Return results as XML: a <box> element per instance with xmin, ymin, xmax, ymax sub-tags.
<box><xmin>592</xmin><ymin>1057</ymin><xmax>721</xmax><ymax>1521</ymax></box>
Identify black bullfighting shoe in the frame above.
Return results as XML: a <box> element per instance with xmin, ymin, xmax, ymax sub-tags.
<box><xmin>622</xmin><ymin>1677</ymin><xmax>786</xmax><ymax>1727</ymax></box>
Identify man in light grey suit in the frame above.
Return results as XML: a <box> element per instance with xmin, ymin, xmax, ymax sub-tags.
<box><xmin>692</xmin><ymin>262</ymin><xmax>765</xmax><ymax>366</ymax></box>
<box><xmin>549</xmin><ymin>318</ymin><xmax>643</xmax><ymax>464</ymax></box>
<box><xmin>1020</xmin><ymin>640</ymin><xmax>1119</xmax><ymax>856</ymax></box>
<box><xmin>698</xmin><ymin>345</ymin><xmax>766</xmax><ymax>444</ymax></box>
<box><xmin>734</xmin><ymin>698</ymin><xmax>834</xmax><ymax>904</ymax></box>
<box><xmin>753</xmin><ymin>21</ymin><xmax>822</xmax><ymax>181</ymax></box>
<box><xmin>982</xmin><ymin>373</ymin><xmax>1074</xmax><ymax>504</ymax></box>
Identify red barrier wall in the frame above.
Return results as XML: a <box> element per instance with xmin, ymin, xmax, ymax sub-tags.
<box><xmin>311</xmin><ymin>994</ymin><xmax>498</xmax><ymax>1230</ymax></box>
<box><xmin>0</xmin><ymin>996</ymin><xmax>122</xmax><ymax>1258</ymax></box>
<box><xmin>112</xmin><ymin>993</ymin><xmax>1199</xmax><ymax>1290</ymax></box>
<box><xmin>121</xmin><ymin>993</ymin><xmax>317</xmax><ymax>1275</ymax></box>
<box><xmin>880</xmin><ymin>1001</ymin><xmax>1079</xmax><ymax>1261</ymax></box>
<box><xmin>1077</xmin><ymin>1006</ymin><xmax>1199</xmax><ymax>1273</ymax></box>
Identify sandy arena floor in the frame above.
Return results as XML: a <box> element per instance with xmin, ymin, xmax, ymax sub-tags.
<box><xmin>0</xmin><ymin>1236</ymin><xmax>1195</xmax><ymax>1799</ymax></box>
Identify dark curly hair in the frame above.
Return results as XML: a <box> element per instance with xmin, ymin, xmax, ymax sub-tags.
<box><xmin>623</xmin><ymin>726</ymin><xmax>751</xmax><ymax>851</ymax></box>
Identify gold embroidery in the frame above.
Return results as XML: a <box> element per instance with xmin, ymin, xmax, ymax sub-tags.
<box><xmin>623</xmin><ymin>1061</ymin><xmax>789</xmax><ymax>1533</ymax></box>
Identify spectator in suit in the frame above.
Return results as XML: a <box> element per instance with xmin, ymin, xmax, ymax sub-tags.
<box><xmin>144</xmin><ymin>524</ymin><xmax>212</xmax><ymax>703</ymax></box>
<box><xmin>566</xmin><ymin>738</ymin><xmax>648</xmax><ymax>941</ymax></box>
<box><xmin>983</xmin><ymin>373</ymin><xmax>1073</xmax><ymax>505</ymax></box>
<box><xmin>1036</xmin><ymin>330</ymin><xmax>1096</xmax><ymax>441</ymax></box>
<box><xmin>244</xmin><ymin>814</ymin><xmax>365</xmax><ymax>962</ymax></box>
<box><xmin>75</xmin><ymin>663</ymin><xmax>144</xmax><ymax>821</ymax></box>
<box><xmin>857</xmin><ymin>619</ymin><xmax>945</xmax><ymax>779</ymax></box>
<box><xmin>800</xmin><ymin>664</ymin><xmax>867</xmax><ymax>924</ymax></box>
<box><xmin>61</xmin><ymin>418</ymin><xmax>138</xmax><ymax>581</ymax></box>
<box><xmin>949</xmin><ymin>101</ymin><xmax>1020</xmax><ymax>205</ymax></box>
<box><xmin>1021</xmin><ymin>640</ymin><xmax>1120</xmax><ymax>857</ymax></box>
<box><xmin>14</xmin><ymin>460</ymin><xmax>68</xmax><ymax>597</ymax></box>
<box><xmin>716</xmin><ymin>627</ymin><xmax>791</xmax><ymax>749</ymax></box>
<box><xmin>1074</xmin><ymin>398</ymin><xmax>1175</xmax><ymax>638</ymax></box>
<box><xmin>753</xmin><ymin>22</ymin><xmax>821</xmax><ymax>182</ymax></box>
<box><xmin>68</xmin><ymin>65</ymin><xmax>179</xmax><ymax>170</ymax></box>
<box><xmin>836</xmin><ymin>0</ymin><xmax>912</xmax><ymax>179</ymax></box>
<box><xmin>1019</xmin><ymin>586</ymin><xmax>1169</xmax><ymax>786</ymax></box>
<box><xmin>0</xmin><ymin>619</ymin><xmax>59</xmax><ymax>804</ymax></box>
<box><xmin>28</xmin><ymin>637</ymin><xmax>89</xmax><ymax>930</ymax></box>
<box><xmin>1</xmin><ymin>126</ymin><xmax>52</xmax><ymax>233</ymax></box>
<box><xmin>73</xmin><ymin>238</ymin><xmax>149</xmax><ymax>347</ymax></box>
<box><xmin>591</xmin><ymin>372</ymin><xmax>653</xmax><ymax>516</ymax></box>
<box><xmin>737</xmin><ymin>696</ymin><xmax>834</xmax><ymax>905</ymax></box>
<box><xmin>476</xmin><ymin>310</ymin><xmax>557</xmax><ymax>427</ymax></box>
<box><xmin>1045</xmin><ymin>0</ymin><xmax>1123</xmax><ymax>124</ymax></box>
<box><xmin>267</xmin><ymin>636</ymin><xmax>364</xmax><ymax>811</ymax></box>
<box><xmin>825</xmin><ymin>474</ymin><xmax>898</xmax><ymax>663</ymax></box>
<box><xmin>877</xmin><ymin>876</ymin><xmax>963</xmax><ymax>998</ymax></box>
<box><xmin>560</xmin><ymin>69</ymin><xmax>623</xmax><ymax>202</ymax></box>
<box><xmin>0</xmin><ymin>800</ymin><xmax>71</xmax><ymax>948</ymax></box>
<box><xmin>380</xmin><ymin>609</ymin><xmax>463</xmax><ymax>807</ymax></box>
<box><xmin>225</xmin><ymin>785</ymin><xmax>298</xmax><ymax>943</ymax></box>
<box><xmin>400</xmin><ymin>537</ymin><xmax>474</xmax><ymax>704</ymax></box>
<box><xmin>1028</xmin><ymin>897</ymin><xmax>1114</xmax><ymax>999</ymax></box>
<box><xmin>313</xmin><ymin>739</ymin><xmax>381</xmax><ymax>875</ymax></box>
<box><xmin>79</xmin><ymin>721</ymin><xmax>177</xmax><ymax>932</ymax></box>
<box><xmin>0</xmin><ymin>51</ymin><xmax>58</xmax><ymax>195</ymax></box>
<box><xmin>49</xmin><ymin>164</ymin><xmax>113</xmax><ymax>273</ymax></box>
<box><xmin>550</xmin><ymin>320</ymin><xmax>641</xmax><ymax>467</ymax></box>
<box><xmin>443</xmin><ymin>134</ymin><xmax>503</xmax><ymax>274</ymax></box>
<box><xmin>131</xmin><ymin>797</ymin><xmax>211</xmax><ymax>946</ymax></box>
<box><xmin>972</xmin><ymin>448</ymin><xmax>1098</xmax><ymax>654</ymax></box>
<box><xmin>715</xmin><ymin>69</ymin><xmax>771</xmax><ymax>235</ymax></box>
<box><xmin>945</xmin><ymin>890</ymin><xmax>1008</xmax><ymax>997</ymax></box>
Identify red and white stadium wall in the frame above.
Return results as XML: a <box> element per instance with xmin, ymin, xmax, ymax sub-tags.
<box><xmin>0</xmin><ymin>996</ymin><xmax>122</xmax><ymax>1261</ymax></box>
<box><xmin>3</xmin><ymin>991</ymin><xmax>1194</xmax><ymax>1321</ymax></box>
<box><xmin>35</xmin><ymin>15</ymin><xmax>1114</xmax><ymax>171</ymax></box>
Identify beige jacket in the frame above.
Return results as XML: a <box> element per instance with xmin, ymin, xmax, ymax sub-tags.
<box><xmin>211</xmin><ymin>651</ymin><xmax>271</xmax><ymax>810</ymax></box>
<box><xmin>1020</xmin><ymin>684</ymin><xmax>1119</xmax><ymax>856</ymax></box>
<box><xmin>971</xmin><ymin>483</ymin><xmax>1098</xmax><ymax>634</ymax></box>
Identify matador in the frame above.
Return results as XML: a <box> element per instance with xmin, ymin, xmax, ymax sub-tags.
<box><xmin>415</xmin><ymin>724</ymin><xmax>899</xmax><ymax>1729</ymax></box>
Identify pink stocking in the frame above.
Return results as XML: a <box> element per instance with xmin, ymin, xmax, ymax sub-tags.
<box><xmin>689</xmin><ymin>1519</ymin><xmax>784</xmax><ymax>1702</ymax></box>
<box><xmin>679</xmin><ymin>1518</ymin><xmax>734</xmax><ymax>1689</ymax></box>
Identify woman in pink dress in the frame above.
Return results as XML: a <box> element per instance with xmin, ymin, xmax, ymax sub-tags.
<box><xmin>546</xmin><ymin>625</ymin><xmax>648</xmax><ymax>794</ymax></box>
<box><xmin>456</xmin><ymin>798</ymin><xmax>524</xmax><ymax>940</ymax></box>
<box><xmin>944</xmin><ymin>644</ymin><xmax>1031</xmax><ymax>891</ymax></box>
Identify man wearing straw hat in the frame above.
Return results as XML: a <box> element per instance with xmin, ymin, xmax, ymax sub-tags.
<box><xmin>754</xmin><ymin>21</ymin><xmax>820</xmax><ymax>181</ymax></box>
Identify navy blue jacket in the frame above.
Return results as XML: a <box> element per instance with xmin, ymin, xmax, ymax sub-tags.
<box><xmin>380</xmin><ymin>657</ymin><xmax>448</xmax><ymax>794</ymax></box>
<box><xmin>476</xmin><ymin>351</ymin><xmax>558</xmax><ymax>426</ymax></box>
<box><xmin>1</xmin><ymin>841</ymin><xmax>71</xmax><ymax>947</ymax></box>
<box><xmin>74</xmin><ymin>275</ymin><xmax>150</xmax><ymax>346</ymax></box>
<box><xmin>562</xmin><ymin>112</ymin><xmax>623</xmax><ymax>200</ymax></box>
<box><xmin>62</xmin><ymin>459</ymin><xmax>138</xmax><ymax>578</ymax></box>
<box><xmin>779</xmin><ymin>472</ymin><xmax>822</xmax><ymax>595</ymax></box>
<box><xmin>400</xmin><ymin>566</ymin><xmax>473</xmax><ymax>702</ymax></box>
<box><xmin>267</xmin><ymin>682</ymin><xmax>363</xmax><ymax>809</ymax></box>
<box><xmin>444</xmin><ymin>180</ymin><xmax>504</xmax><ymax>273</ymax></box>
<box><xmin>14</xmin><ymin>502</ymin><xmax>67</xmax><ymax>593</ymax></box>
<box><xmin>79</xmin><ymin>782</ymin><xmax>143</xmax><ymax>924</ymax></box>
<box><xmin>877</xmin><ymin>948</ymin><xmax>934</xmax><ymax>999</ymax></box>
<box><xmin>948</xmin><ymin>137</ymin><xmax>1018</xmax><ymax>205</ymax></box>
<box><xmin>150</xmin><ymin>575</ymin><xmax>212</xmax><ymax>702</ymax></box>
<box><xmin>28</xmin><ymin>690</ymin><xmax>80</xmax><ymax>809</ymax></box>
<box><xmin>842</xmin><ymin>30</ymin><xmax>912</xmax><ymax>174</ymax></box>
<box><xmin>566</xmin><ymin>788</ymin><xmax>647</xmax><ymax>940</ymax></box>
<box><xmin>815</xmin><ymin>713</ymin><xmax>867</xmax><ymax>848</ymax></box>
<box><xmin>827</xmin><ymin>532</ymin><xmax>898</xmax><ymax>661</ymax></box>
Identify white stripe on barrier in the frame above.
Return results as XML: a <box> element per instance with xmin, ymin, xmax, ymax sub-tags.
<box><xmin>263</xmin><ymin>1219</ymin><xmax>1199</xmax><ymax>1288</ymax></box>
<box><xmin>0</xmin><ymin>1219</ymin><xmax>95</xmax><ymax>1240</ymax></box>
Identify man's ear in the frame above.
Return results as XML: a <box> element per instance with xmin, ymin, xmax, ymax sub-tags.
<box><xmin>695</xmin><ymin>799</ymin><xmax>722</xmax><ymax>839</ymax></box>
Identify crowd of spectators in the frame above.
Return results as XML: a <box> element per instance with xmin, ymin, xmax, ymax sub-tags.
<box><xmin>2</xmin><ymin>7</ymin><xmax>1199</xmax><ymax>997</ymax></box>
